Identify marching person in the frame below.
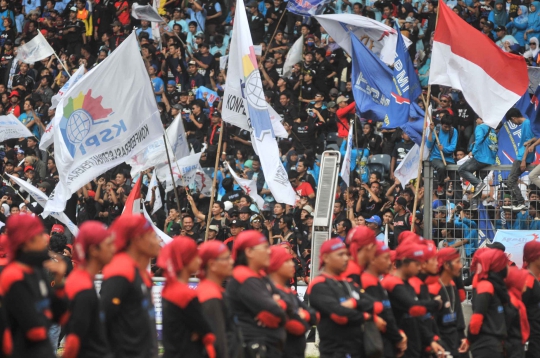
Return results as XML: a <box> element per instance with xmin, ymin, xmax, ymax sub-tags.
<box><xmin>361</xmin><ymin>242</ymin><xmax>407</xmax><ymax>358</ymax></box>
<box><xmin>428</xmin><ymin>247</ymin><xmax>469</xmax><ymax>357</ymax></box>
<box><xmin>197</xmin><ymin>240</ymin><xmax>240</xmax><ymax>358</ymax></box>
<box><xmin>467</xmin><ymin>248</ymin><xmax>509</xmax><ymax>358</ymax></box>
<box><xmin>267</xmin><ymin>245</ymin><xmax>318</xmax><ymax>358</ymax></box>
<box><xmin>306</xmin><ymin>238</ymin><xmax>383</xmax><ymax>358</ymax></box>
<box><xmin>158</xmin><ymin>237</ymin><xmax>216</xmax><ymax>358</ymax></box>
<box><xmin>226</xmin><ymin>230</ymin><xmax>287</xmax><ymax>358</ymax></box>
<box><xmin>101</xmin><ymin>214</ymin><xmax>161</xmax><ymax>358</ymax></box>
<box><xmin>0</xmin><ymin>214</ymin><xmax>68</xmax><ymax>357</ymax></box>
<box><xmin>522</xmin><ymin>240</ymin><xmax>540</xmax><ymax>358</ymax></box>
<box><xmin>342</xmin><ymin>226</ymin><xmax>377</xmax><ymax>284</ymax></box>
<box><xmin>505</xmin><ymin>267</ymin><xmax>530</xmax><ymax>358</ymax></box>
<box><xmin>381</xmin><ymin>241</ymin><xmax>444</xmax><ymax>358</ymax></box>
<box><xmin>62</xmin><ymin>221</ymin><xmax>115</xmax><ymax>358</ymax></box>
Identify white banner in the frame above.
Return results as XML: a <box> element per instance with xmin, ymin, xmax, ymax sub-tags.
<box><xmin>128</xmin><ymin>114</ymin><xmax>190</xmax><ymax>177</ymax></box>
<box><xmin>314</xmin><ymin>14</ymin><xmax>411</xmax><ymax>66</ymax></box>
<box><xmin>225</xmin><ymin>162</ymin><xmax>264</xmax><ymax>207</ymax></box>
<box><xmin>6</xmin><ymin>174</ymin><xmax>79</xmax><ymax>236</ymax></box>
<box><xmin>44</xmin><ymin>33</ymin><xmax>164</xmax><ymax>214</ymax></box>
<box><xmin>493</xmin><ymin>230</ymin><xmax>540</xmax><ymax>268</ymax></box>
<box><xmin>157</xmin><ymin>151</ymin><xmax>202</xmax><ymax>192</ymax></box>
<box><xmin>0</xmin><ymin>114</ymin><xmax>33</xmax><ymax>141</ymax></box>
<box><xmin>132</xmin><ymin>2</ymin><xmax>164</xmax><ymax>22</ymax></box>
<box><xmin>145</xmin><ymin>169</ymin><xmax>162</xmax><ymax>214</ymax></box>
<box><xmin>50</xmin><ymin>65</ymin><xmax>86</xmax><ymax>110</ymax></box>
<box><xmin>16</xmin><ymin>32</ymin><xmax>55</xmax><ymax>64</ymax></box>
<box><xmin>394</xmin><ymin>144</ymin><xmax>422</xmax><ymax>188</ymax></box>
<box><xmin>283</xmin><ymin>35</ymin><xmax>303</xmax><ymax>77</ymax></box>
<box><xmin>340</xmin><ymin>120</ymin><xmax>353</xmax><ymax>187</ymax></box>
<box><xmin>222</xmin><ymin>0</ymin><xmax>296</xmax><ymax>205</ymax></box>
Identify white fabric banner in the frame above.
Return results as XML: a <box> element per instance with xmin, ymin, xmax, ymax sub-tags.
<box><xmin>145</xmin><ymin>169</ymin><xmax>163</xmax><ymax>214</ymax></box>
<box><xmin>314</xmin><ymin>14</ymin><xmax>411</xmax><ymax>66</ymax></box>
<box><xmin>394</xmin><ymin>144</ymin><xmax>422</xmax><ymax>188</ymax></box>
<box><xmin>195</xmin><ymin>169</ymin><xmax>212</xmax><ymax>196</ymax></box>
<box><xmin>132</xmin><ymin>2</ymin><xmax>164</xmax><ymax>22</ymax></box>
<box><xmin>340</xmin><ymin>120</ymin><xmax>353</xmax><ymax>187</ymax></box>
<box><xmin>129</xmin><ymin>197</ymin><xmax>172</xmax><ymax>246</ymax></box>
<box><xmin>44</xmin><ymin>33</ymin><xmax>164</xmax><ymax>214</ymax></box>
<box><xmin>493</xmin><ymin>230</ymin><xmax>540</xmax><ymax>268</ymax></box>
<box><xmin>282</xmin><ymin>35</ymin><xmax>303</xmax><ymax>77</ymax></box>
<box><xmin>0</xmin><ymin>114</ymin><xmax>33</xmax><ymax>141</ymax></box>
<box><xmin>225</xmin><ymin>162</ymin><xmax>264</xmax><ymax>207</ymax></box>
<box><xmin>219</xmin><ymin>55</ymin><xmax>229</xmax><ymax>70</ymax></box>
<box><xmin>16</xmin><ymin>32</ymin><xmax>55</xmax><ymax>64</ymax></box>
<box><xmin>6</xmin><ymin>174</ymin><xmax>79</xmax><ymax>236</ymax></box>
<box><xmin>268</xmin><ymin>106</ymin><xmax>288</xmax><ymax>138</ymax></box>
<box><xmin>157</xmin><ymin>151</ymin><xmax>203</xmax><ymax>192</ymax></box>
<box><xmin>128</xmin><ymin>114</ymin><xmax>190</xmax><ymax>177</ymax></box>
<box><xmin>50</xmin><ymin>65</ymin><xmax>86</xmax><ymax>110</ymax></box>
<box><xmin>222</xmin><ymin>0</ymin><xmax>296</xmax><ymax>205</ymax></box>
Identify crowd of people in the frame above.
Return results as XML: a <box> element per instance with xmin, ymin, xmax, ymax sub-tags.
<box><xmin>0</xmin><ymin>0</ymin><xmax>539</xmax><ymax>356</ymax></box>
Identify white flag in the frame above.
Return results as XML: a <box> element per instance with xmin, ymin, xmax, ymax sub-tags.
<box><xmin>129</xmin><ymin>197</ymin><xmax>172</xmax><ymax>246</ymax></box>
<box><xmin>16</xmin><ymin>32</ymin><xmax>55</xmax><ymax>64</ymax></box>
<box><xmin>44</xmin><ymin>33</ymin><xmax>164</xmax><ymax>214</ymax></box>
<box><xmin>6</xmin><ymin>174</ymin><xmax>79</xmax><ymax>236</ymax></box>
<box><xmin>132</xmin><ymin>2</ymin><xmax>164</xmax><ymax>22</ymax></box>
<box><xmin>128</xmin><ymin>114</ymin><xmax>190</xmax><ymax>177</ymax></box>
<box><xmin>225</xmin><ymin>162</ymin><xmax>264</xmax><ymax>208</ymax></box>
<box><xmin>394</xmin><ymin>144</ymin><xmax>423</xmax><ymax>189</ymax></box>
<box><xmin>340</xmin><ymin>120</ymin><xmax>354</xmax><ymax>187</ymax></box>
<box><xmin>50</xmin><ymin>65</ymin><xmax>86</xmax><ymax>110</ymax></box>
<box><xmin>0</xmin><ymin>114</ymin><xmax>33</xmax><ymax>141</ymax></box>
<box><xmin>222</xmin><ymin>0</ymin><xmax>296</xmax><ymax>205</ymax></box>
<box><xmin>314</xmin><ymin>14</ymin><xmax>411</xmax><ymax>66</ymax></box>
<box><xmin>219</xmin><ymin>55</ymin><xmax>229</xmax><ymax>70</ymax></box>
<box><xmin>195</xmin><ymin>169</ymin><xmax>212</xmax><ymax>196</ymax></box>
<box><xmin>157</xmin><ymin>151</ymin><xmax>203</xmax><ymax>192</ymax></box>
<box><xmin>282</xmin><ymin>35</ymin><xmax>303</xmax><ymax>77</ymax></box>
<box><xmin>268</xmin><ymin>106</ymin><xmax>288</xmax><ymax>138</ymax></box>
<box><xmin>145</xmin><ymin>169</ymin><xmax>163</xmax><ymax>214</ymax></box>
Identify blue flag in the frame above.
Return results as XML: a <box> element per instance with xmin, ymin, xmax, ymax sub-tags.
<box><xmin>286</xmin><ymin>0</ymin><xmax>330</xmax><ymax>16</ymax></box>
<box><xmin>401</xmin><ymin>103</ymin><xmax>426</xmax><ymax>146</ymax></box>
<box><xmin>351</xmin><ymin>33</ymin><xmax>418</xmax><ymax>129</ymax></box>
<box><xmin>394</xmin><ymin>22</ymin><xmax>422</xmax><ymax>111</ymax></box>
<box><xmin>478</xmin><ymin>202</ymin><xmax>495</xmax><ymax>246</ymax></box>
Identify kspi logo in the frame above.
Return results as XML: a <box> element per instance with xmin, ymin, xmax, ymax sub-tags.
<box><xmin>59</xmin><ymin>90</ymin><xmax>125</xmax><ymax>157</ymax></box>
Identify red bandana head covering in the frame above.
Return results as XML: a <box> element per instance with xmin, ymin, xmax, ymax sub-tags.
<box><xmin>6</xmin><ymin>214</ymin><xmax>44</xmax><ymax>261</ymax></box>
<box><xmin>109</xmin><ymin>214</ymin><xmax>154</xmax><ymax>252</ymax></box>
<box><xmin>73</xmin><ymin>221</ymin><xmax>110</xmax><ymax>265</ymax></box>
<box><xmin>199</xmin><ymin>241</ymin><xmax>229</xmax><ymax>269</ymax></box>
<box><xmin>421</xmin><ymin>241</ymin><xmax>437</xmax><ymax>261</ymax></box>
<box><xmin>398</xmin><ymin>231</ymin><xmax>421</xmax><ymax>245</ymax></box>
<box><xmin>506</xmin><ymin>266</ymin><xmax>531</xmax><ymax>343</ymax></box>
<box><xmin>157</xmin><ymin>236</ymin><xmax>198</xmax><ymax>280</ymax></box>
<box><xmin>472</xmin><ymin>248</ymin><xmax>509</xmax><ymax>280</ymax></box>
<box><xmin>232</xmin><ymin>230</ymin><xmax>267</xmax><ymax>260</ymax></box>
<box><xmin>319</xmin><ymin>238</ymin><xmax>346</xmax><ymax>269</ymax></box>
<box><xmin>374</xmin><ymin>241</ymin><xmax>390</xmax><ymax>257</ymax></box>
<box><xmin>268</xmin><ymin>245</ymin><xmax>293</xmax><ymax>273</ymax></box>
<box><xmin>523</xmin><ymin>240</ymin><xmax>540</xmax><ymax>268</ymax></box>
<box><xmin>437</xmin><ymin>247</ymin><xmax>461</xmax><ymax>271</ymax></box>
<box><xmin>346</xmin><ymin>226</ymin><xmax>376</xmax><ymax>259</ymax></box>
<box><xmin>395</xmin><ymin>242</ymin><xmax>426</xmax><ymax>262</ymax></box>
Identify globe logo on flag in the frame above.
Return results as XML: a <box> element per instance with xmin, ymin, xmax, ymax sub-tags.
<box><xmin>244</xmin><ymin>72</ymin><xmax>266</xmax><ymax>110</ymax></box>
<box><xmin>59</xmin><ymin>90</ymin><xmax>113</xmax><ymax>157</ymax></box>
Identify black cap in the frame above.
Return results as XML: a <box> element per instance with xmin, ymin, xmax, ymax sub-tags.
<box><xmin>230</xmin><ymin>219</ymin><xmax>245</xmax><ymax>228</ymax></box>
<box><xmin>486</xmin><ymin>242</ymin><xmax>506</xmax><ymax>251</ymax></box>
<box><xmin>495</xmin><ymin>25</ymin><xmax>506</xmax><ymax>32</ymax></box>
<box><xmin>239</xmin><ymin>206</ymin><xmax>251</xmax><ymax>213</ymax></box>
<box><xmin>211</xmin><ymin>111</ymin><xmax>221</xmax><ymax>118</ymax></box>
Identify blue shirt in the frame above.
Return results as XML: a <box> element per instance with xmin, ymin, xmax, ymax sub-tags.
<box><xmin>136</xmin><ymin>27</ymin><xmax>153</xmax><ymax>39</ymax></box>
<box><xmin>472</xmin><ymin>124</ymin><xmax>497</xmax><ymax>165</ymax></box>
<box><xmin>186</xmin><ymin>8</ymin><xmax>206</xmax><ymax>32</ymax></box>
<box><xmin>517</xmin><ymin>119</ymin><xmax>535</xmax><ymax>163</ymax></box>
<box><xmin>168</xmin><ymin>19</ymin><xmax>188</xmax><ymax>33</ymax></box>
<box><xmin>19</xmin><ymin>112</ymin><xmax>39</xmax><ymax>138</ymax></box>
<box><xmin>428</xmin><ymin>127</ymin><xmax>458</xmax><ymax>163</ymax></box>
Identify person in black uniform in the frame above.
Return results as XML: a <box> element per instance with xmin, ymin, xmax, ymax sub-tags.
<box><xmin>0</xmin><ymin>214</ymin><xmax>68</xmax><ymax>358</ymax></box>
<box><xmin>306</xmin><ymin>238</ymin><xmax>383</xmax><ymax>358</ymax></box>
<box><xmin>101</xmin><ymin>214</ymin><xmax>161</xmax><ymax>358</ymax></box>
<box><xmin>197</xmin><ymin>241</ymin><xmax>240</xmax><ymax>358</ymax></box>
<box><xmin>521</xmin><ymin>240</ymin><xmax>540</xmax><ymax>358</ymax></box>
<box><xmin>267</xmin><ymin>245</ymin><xmax>318</xmax><ymax>358</ymax></box>
<box><xmin>342</xmin><ymin>225</ymin><xmax>377</xmax><ymax>284</ymax></box>
<box><xmin>505</xmin><ymin>267</ymin><xmax>530</xmax><ymax>358</ymax></box>
<box><xmin>428</xmin><ymin>247</ymin><xmax>469</xmax><ymax>357</ymax></box>
<box><xmin>62</xmin><ymin>221</ymin><xmax>115</xmax><ymax>358</ymax></box>
<box><xmin>246</xmin><ymin>1</ymin><xmax>265</xmax><ymax>44</ymax></box>
<box><xmin>157</xmin><ymin>236</ymin><xmax>216</xmax><ymax>358</ymax></box>
<box><xmin>226</xmin><ymin>230</ymin><xmax>287</xmax><ymax>358</ymax></box>
<box><xmin>381</xmin><ymin>241</ymin><xmax>444</xmax><ymax>358</ymax></box>
<box><xmin>361</xmin><ymin>242</ymin><xmax>407</xmax><ymax>358</ymax></box>
<box><xmin>467</xmin><ymin>248</ymin><xmax>509</xmax><ymax>358</ymax></box>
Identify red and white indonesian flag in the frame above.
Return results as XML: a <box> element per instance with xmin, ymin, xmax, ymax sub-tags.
<box><xmin>429</xmin><ymin>1</ymin><xmax>528</xmax><ymax>128</ymax></box>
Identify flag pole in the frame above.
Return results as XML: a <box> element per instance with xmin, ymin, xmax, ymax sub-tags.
<box><xmin>410</xmin><ymin>2</ymin><xmax>441</xmax><ymax>232</ymax></box>
<box><xmin>53</xmin><ymin>53</ymin><xmax>72</xmax><ymax>78</ymax></box>
<box><xmin>421</xmin><ymin>95</ymin><xmax>447</xmax><ymax>166</ymax></box>
<box><xmin>0</xmin><ymin>174</ymin><xmax>28</xmax><ymax>202</ymax></box>
<box><xmin>204</xmin><ymin>121</ymin><xmax>225</xmax><ymax>241</ymax></box>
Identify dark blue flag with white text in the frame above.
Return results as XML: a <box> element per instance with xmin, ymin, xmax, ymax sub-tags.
<box><xmin>286</xmin><ymin>0</ymin><xmax>330</xmax><ymax>16</ymax></box>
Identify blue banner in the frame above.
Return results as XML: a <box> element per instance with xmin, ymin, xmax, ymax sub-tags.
<box><xmin>351</xmin><ymin>33</ymin><xmax>417</xmax><ymax>129</ymax></box>
<box><xmin>477</xmin><ymin>202</ymin><xmax>495</xmax><ymax>247</ymax></box>
<box><xmin>494</xmin><ymin>230</ymin><xmax>540</xmax><ymax>268</ymax></box>
<box><xmin>195</xmin><ymin>86</ymin><xmax>220</xmax><ymax>107</ymax></box>
<box><xmin>286</xmin><ymin>0</ymin><xmax>330</xmax><ymax>16</ymax></box>
<box><xmin>401</xmin><ymin>103</ymin><xmax>426</xmax><ymax>146</ymax></box>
